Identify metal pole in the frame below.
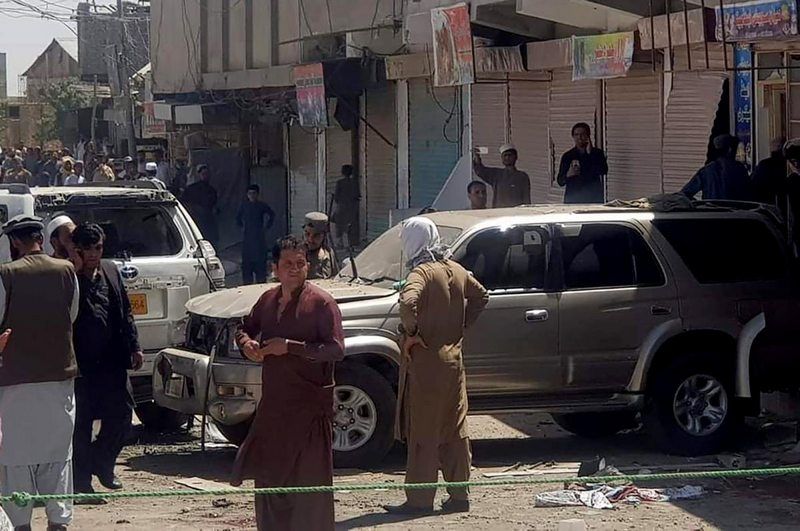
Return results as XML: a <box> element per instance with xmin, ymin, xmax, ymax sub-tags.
<box><xmin>682</xmin><ymin>0</ymin><xmax>692</xmax><ymax>70</ymax></box>
<box><xmin>719</xmin><ymin>0</ymin><xmax>730</xmax><ymax>71</ymax></box>
<box><xmin>117</xmin><ymin>0</ymin><xmax>137</xmax><ymax>157</ymax></box>
<box><xmin>90</xmin><ymin>74</ymin><xmax>98</xmax><ymax>144</ymax></box>
<box><xmin>666</xmin><ymin>0</ymin><xmax>674</xmax><ymax>69</ymax></box>
<box><xmin>649</xmin><ymin>0</ymin><xmax>656</xmax><ymax>73</ymax></box>
<box><xmin>700</xmin><ymin>0</ymin><xmax>710</xmax><ymax>69</ymax></box>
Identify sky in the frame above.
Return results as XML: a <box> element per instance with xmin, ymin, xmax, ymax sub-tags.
<box><xmin>0</xmin><ymin>0</ymin><xmax>82</xmax><ymax>97</ymax></box>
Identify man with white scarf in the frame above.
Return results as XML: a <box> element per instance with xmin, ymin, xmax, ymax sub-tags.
<box><xmin>0</xmin><ymin>215</ymin><xmax>80</xmax><ymax>531</ymax></box>
<box><xmin>384</xmin><ymin>217</ymin><xmax>489</xmax><ymax>515</ymax></box>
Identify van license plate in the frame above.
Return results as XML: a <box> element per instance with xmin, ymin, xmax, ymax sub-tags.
<box><xmin>165</xmin><ymin>375</ymin><xmax>185</xmax><ymax>398</ymax></box>
<box><xmin>129</xmin><ymin>293</ymin><xmax>148</xmax><ymax>316</ymax></box>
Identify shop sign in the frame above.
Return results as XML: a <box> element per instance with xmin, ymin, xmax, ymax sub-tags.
<box><xmin>431</xmin><ymin>3</ymin><xmax>475</xmax><ymax>87</ymax></box>
<box><xmin>142</xmin><ymin>102</ymin><xmax>167</xmax><ymax>138</ymax></box>
<box><xmin>572</xmin><ymin>32</ymin><xmax>634</xmax><ymax>81</ymax></box>
<box><xmin>716</xmin><ymin>0</ymin><xmax>799</xmax><ymax>42</ymax></box>
<box><xmin>734</xmin><ymin>45</ymin><xmax>754</xmax><ymax>168</ymax></box>
<box><xmin>293</xmin><ymin>63</ymin><xmax>328</xmax><ymax>128</ymax></box>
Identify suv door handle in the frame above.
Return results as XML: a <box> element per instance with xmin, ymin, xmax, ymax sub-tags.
<box><xmin>651</xmin><ymin>305</ymin><xmax>672</xmax><ymax>316</ymax></box>
<box><xmin>525</xmin><ymin>309</ymin><xmax>549</xmax><ymax>323</ymax></box>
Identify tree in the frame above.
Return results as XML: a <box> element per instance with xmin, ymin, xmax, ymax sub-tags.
<box><xmin>33</xmin><ymin>79</ymin><xmax>88</xmax><ymax>145</ymax></box>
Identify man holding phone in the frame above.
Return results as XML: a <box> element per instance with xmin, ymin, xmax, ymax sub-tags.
<box><xmin>472</xmin><ymin>144</ymin><xmax>531</xmax><ymax>208</ymax></box>
<box><xmin>70</xmin><ymin>223</ymin><xmax>143</xmax><ymax>499</ymax></box>
<box><xmin>557</xmin><ymin>122</ymin><xmax>608</xmax><ymax>204</ymax></box>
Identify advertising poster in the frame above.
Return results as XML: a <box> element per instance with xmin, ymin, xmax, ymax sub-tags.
<box><xmin>716</xmin><ymin>0</ymin><xmax>799</xmax><ymax>41</ymax></box>
<box><xmin>293</xmin><ymin>63</ymin><xmax>328</xmax><ymax>128</ymax></box>
<box><xmin>572</xmin><ymin>32</ymin><xmax>635</xmax><ymax>81</ymax></box>
<box><xmin>431</xmin><ymin>3</ymin><xmax>475</xmax><ymax>87</ymax></box>
<box><xmin>734</xmin><ymin>45</ymin><xmax>754</xmax><ymax>168</ymax></box>
<box><xmin>142</xmin><ymin>102</ymin><xmax>167</xmax><ymax>138</ymax></box>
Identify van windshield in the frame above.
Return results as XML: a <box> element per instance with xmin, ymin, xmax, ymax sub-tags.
<box><xmin>47</xmin><ymin>205</ymin><xmax>183</xmax><ymax>258</ymax></box>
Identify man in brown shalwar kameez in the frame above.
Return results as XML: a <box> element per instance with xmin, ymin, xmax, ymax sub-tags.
<box><xmin>232</xmin><ymin>235</ymin><xmax>345</xmax><ymax>531</ymax></box>
<box><xmin>384</xmin><ymin>217</ymin><xmax>489</xmax><ymax>515</ymax></box>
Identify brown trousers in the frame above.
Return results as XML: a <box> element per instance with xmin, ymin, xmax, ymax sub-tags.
<box><xmin>405</xmin><ymin>436</ymin><xmax>472</xmax><ymax>508</ymax></box>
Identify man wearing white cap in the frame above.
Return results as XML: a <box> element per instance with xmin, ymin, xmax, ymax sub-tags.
<box><xmin>472</xmin><ymin>144</ymin><xmax>531</xmax><ymax>208</ymax></box>
<box><xmin>47</xmin><ymin>215</ymin><xmax>77</xmax><ymax>261</ymax></box>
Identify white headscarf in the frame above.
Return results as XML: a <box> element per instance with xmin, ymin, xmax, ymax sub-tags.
<box><xmin>401</xmin><ymin>216</ymin><xmax>449</xmax><ymax>270</ymax></box>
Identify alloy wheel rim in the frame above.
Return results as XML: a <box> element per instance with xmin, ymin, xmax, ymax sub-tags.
<box><xmin>673</xmin><ymin>373</ymin><xmax>728</xmax><ymax>437</ymax></box>
<box><xmin>332</xmin><ymin>385</ymin><xmax>377</xmax><ymax>452</ymax></box>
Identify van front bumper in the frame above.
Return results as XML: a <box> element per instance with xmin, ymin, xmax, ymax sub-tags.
<box><xmin>152</xmin><ymin>348</ymin><xmax>261</xmax><ymax>426</ymax></box>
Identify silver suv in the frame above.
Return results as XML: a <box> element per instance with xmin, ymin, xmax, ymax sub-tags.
<box><xmin>29</xmin><ymin>184</ymin><xmax>225</xmax><ymax>428</ymax></box>
<box><xmin>153</xmin><ymin>202</ymin><xmax>797</xmax><ymax>467</ymax></box>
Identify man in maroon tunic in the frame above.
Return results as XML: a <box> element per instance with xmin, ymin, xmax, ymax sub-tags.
<box><xmin>232</xmin><ymin>235</ymin><xmax>345</xmax><ymax>531</ymax></box>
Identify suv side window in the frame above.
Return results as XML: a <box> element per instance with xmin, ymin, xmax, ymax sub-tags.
<box><xmin>560</xmin><ymin>223</ymin><xmax>664</xmax><ymax>290</ymax></box>
<box><xmin>653</xmin><ymin>218</ymin><xmax>787</xmax><ymax>284</ymax></box>
<box><xmin>454</xmin><ymin>226</ymin><xmax>549</xmax><ymax>291</ymax></box>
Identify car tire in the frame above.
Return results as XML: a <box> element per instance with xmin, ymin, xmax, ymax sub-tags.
<box><xmin>551</xmin><ymin>412</ymin><xmax>639</xmax><ymax>438</ymax></box>
<box><xmin>135</xmin><ymin>402</ymin><xmax>191</xmax><ymax>432</ymax></box>
<box><xmin>644</xmin><ymin>353</ymin><xmax>742</xmax><ymax>456</ymax></box>
<box><xmin>333</xmin><ymin>362</ymin><xmax>397</xmax><ymax>469</ymax></box>
<box><xmin>213</xmin><ymin>418</ymin><xmax>253</xmax><ymax>446</ymax></box>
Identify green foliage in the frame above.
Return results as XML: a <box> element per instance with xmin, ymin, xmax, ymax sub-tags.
<box><xmin>34</xmin><ymin>79</ymin><xmax>88</xmax><ymax>145</ymax></box>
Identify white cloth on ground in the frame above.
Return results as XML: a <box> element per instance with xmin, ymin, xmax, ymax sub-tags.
<box><xmin>0</xmin><ymin>461</ymin><xmax>73</xmax><ymax>526</ymax></box>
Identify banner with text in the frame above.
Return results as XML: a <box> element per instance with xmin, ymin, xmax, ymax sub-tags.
<box><xmin>716</xmin><ymin>0</ymin><xmax>799</xmax><ymax>41</ymax></box>
<box><xmin>431</xmin><ymin>3</ymin><xmax>475</xmax><ymax>87</ymax></box>
<box><xmin>572</xmin><ymin>32</ymin><xmax>634</xmax><ymax>81</ymax></box>
<box><xmin>293</xmin><ymin>63</ymin><xmax>328</xmax><ymax>128</ymax></box>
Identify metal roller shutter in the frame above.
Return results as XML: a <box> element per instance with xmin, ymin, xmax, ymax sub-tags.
<box><xmin>662</xmin><ymin>73</ymin><xmax>726</xmax><ymax>192</ymax></box>
<box><xmin>288</xmin><ymin>125</ymin><xmax>319</xmax><ymax>234</ymax></box>
<box><xmin>409</xmin><ymin>78</ymin><xmax>461</xmax><ymax>209</ymax></box>
<box><xmin>471</xmin><ymin>82</ymin><xmax>508</xmax><ymax>169</ymax></box>
<box><xmin>365</xmin><ymin>84</ymin><xmax>397</xmax><ymax>240</ymax></box>
<box><xmin>604</xmin><ymin>72</ymin><xmax>663</xmax><ymax>200</ymax></box>
<box><xmin>325</xmin><ymin>119</ymin><xmax>353</xmax><ymax>209</ymax></box>
<box><xmin>509</xmin><ymin>80</ymin><xmax>549</xmax><ymax>203</ymax></box>
<box><xmin>548</xmin><ymin>70</ymin><xmax>601</xmax><ymax>203</ymax></box>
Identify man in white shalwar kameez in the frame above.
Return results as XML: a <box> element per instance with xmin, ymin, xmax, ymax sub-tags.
<box><xmin>0</xmin><ymin>215</ymin><xmax>79</xmax><ymax>531</ymax></box>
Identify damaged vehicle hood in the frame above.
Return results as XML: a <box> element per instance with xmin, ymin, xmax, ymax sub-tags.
<box><xmin>185</xmin><ymin>279</ymin><xmax>396</xmax><ymax>319</ymax></box>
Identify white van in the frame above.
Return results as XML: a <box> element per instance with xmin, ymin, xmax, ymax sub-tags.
<box><xmin>0</xmin><ymin>183</ymin><xmax>225</xmax><ymax>429</ymax></box>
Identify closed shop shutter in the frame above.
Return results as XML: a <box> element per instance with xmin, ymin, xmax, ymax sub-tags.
<box><xmin>288</xmin><ymin>125</ymin><xmax>319</xmax><ymax>234</ymax></box>
<box><xmin>409</xmin><ymin>78</ymin><xmax>462</xmax><ymax>209</ymax></box>
<box><xmin>548</xmin><ymin>70</ymin><xmax>601</xmax><ymax>203</ymax></box>
<box><xmin>325</xmin><ymin>119</ymin><xmax>353</xmax><ymax>209</ymax></box>
<box><xmin>471</xmin><ymin>82</ymin><xmax>508</xmax><ymax>169</ymax></box>
<box><xmin>509</xmin><ymin>80</ymin><xmax>550</xmax><ymax>203</ymax></box>
<box><xmin>365</xmin><ymin>84</ymin><xmax>397</xmax><ymax>240</ymax></box>
<box><xmin>662</xmin><ymin>72</ymin><xmax>726</xmax><ymax>192</ymax></box>
<box><xmin>604</xmin><ymin>72</ymin><xmax>663</xmax><ymax>200</ymax></box>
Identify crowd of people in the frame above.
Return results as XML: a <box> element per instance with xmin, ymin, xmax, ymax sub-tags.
<box><xmin>0</xmin><ymin>213</ymin><xmax>142</xmax><ymax>530</ymax></box>
<box><xmin>0</xmin><ymin>144</ymin><xmax>185</xmax><ymax>192</ymax></box>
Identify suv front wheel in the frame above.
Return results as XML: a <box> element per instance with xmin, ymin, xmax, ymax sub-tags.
<box><xmin>645</xmin><ymin>353</ymin><xmax>742</xmax><ymax>456</ymax></box>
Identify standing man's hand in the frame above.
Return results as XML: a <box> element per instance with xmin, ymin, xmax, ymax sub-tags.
<box><xmin>402</xmin><ymin>334</ymin><xmax>428</xmax><ymax>363</ymax></box>
<box><xmin>241</xmin><ymin>339</ymin><xmax>262</xmax><ymax>362</ymax></box>
<box><xmin>131</xmin><ymin>351</ymin><xmax>144</xmax><ymax>371</ymax></box>
<box><xmin>260</xmin><ymin>337</ymin><xmax>289</xmax><ymax>357</ymax></box>
<box><xmin>566</xmin><ymin>160</ymin><xmax>580</xmax><ymax>178</ymax></box>
<box><xmin>0</xmin><ymin>329</ymin><xmax>12</xmax><ymax>352</ymax></box>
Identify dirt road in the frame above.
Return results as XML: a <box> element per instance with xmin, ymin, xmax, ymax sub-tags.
<box><xmin>27</xmin><ymin>413</ymin><xmax>800</xmax><ymax>530</ymax></box>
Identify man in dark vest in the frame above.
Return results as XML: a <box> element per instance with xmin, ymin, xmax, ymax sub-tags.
<box><xmin>0</xmin><ymin>215</ymin><xmax>79</xmax><ymax>531</ymax></box>
<box><xmin>71</xmin><ymin>223</ymin><xmax>143</xmax><ymax>499</ymax></box>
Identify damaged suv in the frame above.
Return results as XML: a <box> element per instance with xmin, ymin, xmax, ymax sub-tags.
<box><xmin>153</xmin><ymin>202</ymin><xmax>798</xmax><ymax>467</ymax></box>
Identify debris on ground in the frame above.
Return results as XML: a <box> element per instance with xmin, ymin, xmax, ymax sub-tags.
<box><xmin>483</xmin><ymin>461</ymin><xmax>580</xmax><ymax>478</ymax></box>
<box><xmin>717</xmin><ymin>453</ymin><xmax>746</xmax><ymax>469</ymax></box>
<box><xmin>212</xmin><ymin>498</ymin><xmax>234</xmax><ymax>508</ymax></box>
<box><xmin>557</xmin><ymin>518</ymin><xmax>587</xmax><ymax>531</ymax></box>
<box><xmin>174</xmin><ymin>477</ymin><xmax>239</xmax><ymax>491</ymax></box>
<box><xmin>762</xmin><ymin>421</ymin><xmax>798</xmax><ymax>450</ymax></box>
<box><xmin>534</xmin><ymin>485</ymin><xmax>705</xmax><ymax>509</ymax></box>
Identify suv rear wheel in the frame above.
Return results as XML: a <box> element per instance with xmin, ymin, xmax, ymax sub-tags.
<box><xmin>645</xmin><ymin>353</ymin><xmax>742</xmax><ymax>456</ymax></box>
<box><xmin>552</xmin><ymin>412</ymin><xmax>639</xmax><ymax>437</ymax></box>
